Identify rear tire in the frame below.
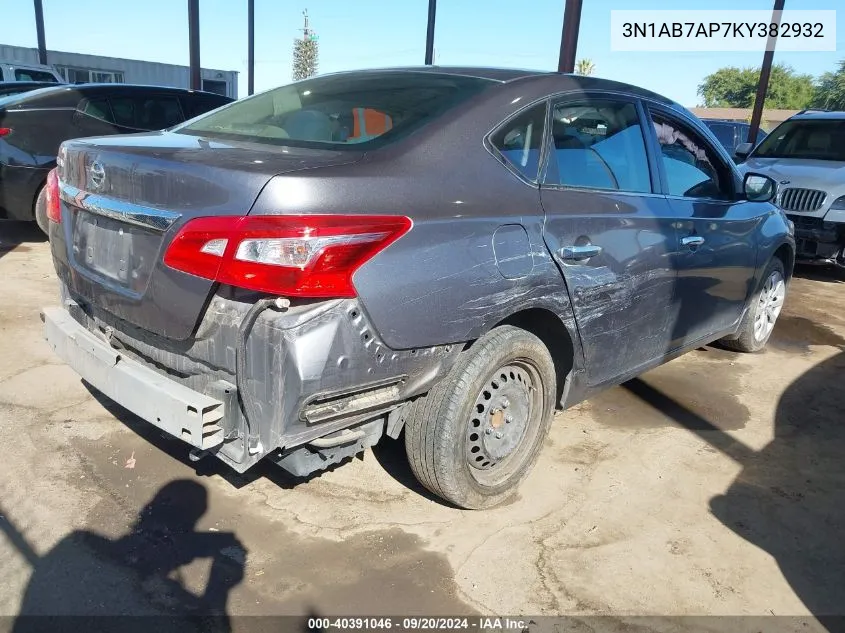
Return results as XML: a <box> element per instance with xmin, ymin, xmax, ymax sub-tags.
<box><xmin>404</xmin><ymin>326</ymin><xmax>556</xmax><ymax>509</ymax></box>
<box><xmin>34</xmin><ymin>185</ymin><xmax>49</xmax><ymax>235</ymax></box>
<box><xmin>721</xmin><ymin>257</ymin><xmax>787</xmax><ymax>353</ymax></box>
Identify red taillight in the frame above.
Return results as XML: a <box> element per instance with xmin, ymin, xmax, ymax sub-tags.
<box><xmin>45</xmin><ymin>168</ymin><xmax>61</xmax><ymax>224</ymax></box>
<box><xmin>163</xmin><ymin>215</ymin><xmax>412</xmax><ymax>298</ymax></box>
<box><xmin>0</xmin><ymin>127</ymin><xmax>12</xmax><ymax>137</ymax></box>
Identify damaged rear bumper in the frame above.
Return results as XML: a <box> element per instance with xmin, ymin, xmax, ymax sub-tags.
<box><xmin>43</xmin><ymin>306</ymin><xmax>229</xmax><ymax>450</ymax></box>
<box><xmin>43</xmin><ymin>285</ymin><xmax>462</xmax><ymax>476</ymax></box>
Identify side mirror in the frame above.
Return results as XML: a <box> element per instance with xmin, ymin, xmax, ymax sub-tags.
<box><xmin>744</xmin><ymin>173</ymin><xmax>777</xmax><ymax>203</ymax></box>
<box><xmin>734</xmin><ymin>142</ymin><xmax>753</xmax><ymax>160</ymax></box>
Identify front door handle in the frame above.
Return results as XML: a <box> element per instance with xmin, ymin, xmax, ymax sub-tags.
<box><xmin>681</xmin><ymin>235</ymin><xmax>705</xmax><ymax>248</ymax></box>
<box><xmin>558</xmin><ymin>244</ymin><xmax>603</xmax><ymax>261</ymax></box>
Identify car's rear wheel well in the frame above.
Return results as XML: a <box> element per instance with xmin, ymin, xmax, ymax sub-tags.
<box><xmin>480</xmin><ymin>308</ymin><xmax>574</xmax><ymax>408</ymax></box>
<box><xmin>773</xmin><ymin>243</ymin><xmax>795</xmax><ymax>280</ymax></box>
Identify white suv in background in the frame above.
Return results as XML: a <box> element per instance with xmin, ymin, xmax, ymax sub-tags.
<box><xmin>0</xmin><ymin>61</ymin><xmax>64</xmax><ymax>84</ymax></box>
<box><xmin>737</xmin><ymin>110</ymin><xmax>845</xmax><ymax>268</ymax></box>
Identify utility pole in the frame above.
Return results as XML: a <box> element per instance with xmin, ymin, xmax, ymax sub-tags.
<box><xmin>748</xmin><ymin>0</ymin><xmax>785</xmax><ymax>145</ymax></box>
<box><xmin>558</xmin><ymin>0</ymin><xmax>583</xmax><ymax>73</ymax></box>
<box><xmin>33</xmin><ymin>0</ymin><xmax>47</xmax><ymax>65</ymax></box>
<box><xmin>424</xmin><ymin>0</ymin><xmax>437</xmax><ymax>65</ymax></box>
<box><xmin>188</xmin><ymin>0</ymin><xmax>201</xmax><ymax>91</ymax></box>
<box><xmin>247</xmin><ymin>0</ymin><xmax>255</xmax><ymax>95</ymax></box>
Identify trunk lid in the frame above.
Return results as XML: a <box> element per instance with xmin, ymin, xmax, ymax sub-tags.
<box><xmin>57</xmin><ymin>131</ymin><xmax>362</xmax><ymax>340</ymax></box>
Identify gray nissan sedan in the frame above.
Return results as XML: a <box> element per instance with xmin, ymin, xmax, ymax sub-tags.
<box><xmin>42</xmin><ymin>67</ymin><xmax>794</xmax><ymax>509</ymax></box>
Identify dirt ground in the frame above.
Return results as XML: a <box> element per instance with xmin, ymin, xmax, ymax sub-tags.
<box><xmin>1</xmin><ymin>221</ymin><xmax>843</xmax><ymax>631</ymax></box>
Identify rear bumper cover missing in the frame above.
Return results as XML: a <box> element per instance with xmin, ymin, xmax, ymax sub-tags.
<box><xmin>43</xmin><ymin>287</ymin><xmax>463</xmax><ymax>475</ymax></box>
<box><xmin>43</xmin><ymin>306</ymin><xmax>228</xmax><ymax>450</ymax></box>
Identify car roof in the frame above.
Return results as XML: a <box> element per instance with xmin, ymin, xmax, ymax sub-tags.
<box><xmin>790</xmin><ymin>110</ymin><xmax>845</xmax><ymax>120</ymax></box>
<box><xmin>702</xmin><ymin>119</ymin><xmax>748</xmax><ymax>125</ymax></box>
<box><xmin>0</xmin><ymin>83</ymin><xmax>231</xmax><ymax>108</ymax></box>
<box><xmin>320</xmin><ymin>66</ymin><xmax>677</xmax><ymax>105</ymax></box>
<box><xmin>358</xmin><ymin>65</ymin><xmax>552</xmax><ymax>82</ymax></box>
<box><xmin>0</xmin><ymin>81</ymin><xmax>56</xmax><ymax>92</ymax></box>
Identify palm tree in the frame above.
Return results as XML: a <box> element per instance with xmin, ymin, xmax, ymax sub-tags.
<box><xmin>574</xmin><ymin>58</ymin><xmax>596</xmax><ymax>76</ymax></box>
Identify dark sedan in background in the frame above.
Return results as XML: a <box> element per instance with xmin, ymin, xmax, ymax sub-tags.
<box><xmin>0</xmin><ymin>83</ymin><xmax>231</xmax><ymax>231</ymax></box>
<box><xmin>702</xmin><ymin>119</ymin><xmax>768</xmax><ymax>162</ymax></box>
<box><xmin>42</xmin><ymin>68</ymin><xmax>793</xmax><ymax>509</ymax></box>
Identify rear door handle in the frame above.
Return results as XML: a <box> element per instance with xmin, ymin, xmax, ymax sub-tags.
<box><xmin>681</xmin><ymin>236</ymin><xmax>705</xmax><ymax>248</ymax></box>
<box><xmin>558</xmin><ymin>244</ymin><xmax>603</xmax><ymax>261</ymax></box>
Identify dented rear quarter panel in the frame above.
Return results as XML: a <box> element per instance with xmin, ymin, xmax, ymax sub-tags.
<box><xmin>249</xmin><ymin>75</ymin><xmax>597</xmax><ymax>359</ymax></box>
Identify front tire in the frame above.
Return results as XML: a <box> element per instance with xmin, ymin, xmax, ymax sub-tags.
<box><xmin>404</xmin><ymin>326</ymin><xmax>556</xmax><ymax>509</ymax></box>
<box><xmin>721</xmin><ymin>258</ymin><xmax>787</xmax><ymax>353</ymax></box>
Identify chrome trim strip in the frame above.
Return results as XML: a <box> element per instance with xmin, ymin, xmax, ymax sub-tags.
<box><xmin>59</xmin><ymin>182</ymin><xmax>180</xmax><ymax>232</ymax></box>
<box><xmin>10</xmin><ymin>107</ymin><xmax>77</xmax><ymax>113</ymax></box>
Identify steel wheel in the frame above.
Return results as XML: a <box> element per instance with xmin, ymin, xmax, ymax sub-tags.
<box><xmin>753</xmin><ymin>269</ymin><xmax>785</xmax><ymax>343</ymax></box>
<box><xmin>404</xmin><ymin>325</ymin><xmax>557</xmax><ymax>509</ymax></box>
<box><xmin>465</xmin><ymin>360</ymin><xmax>543</xmax><ymax>487</ymax></box>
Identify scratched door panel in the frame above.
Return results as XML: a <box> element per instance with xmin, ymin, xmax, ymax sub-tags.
<box><xmin>671</xmin><ymin>203</ymin><xmax>762</xmax><ymax>347</ymax></box>
<box><xmin>540</xmin><ymin>96</ymin><xmax>683</xmax><ymax>387</ymax></box>
<box><xmin>540</xmin><ymin>187</ymin><xmax>680</xmax><ymax>387</ymax></box>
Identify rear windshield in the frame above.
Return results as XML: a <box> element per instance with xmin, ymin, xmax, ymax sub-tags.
<box><xmin>752</xmin><ymin>119</ymin><xmax>845</xmax><ymax>161</ymax></box>
<box><xmin>13</xmin><ymin>68</ymin><xmax>59</xmax><ymax>83</ymax></box>
<box><xmin>176</xmin><ymin>71</ymin><xmax>494</xmax><ymax>149</ymax></box>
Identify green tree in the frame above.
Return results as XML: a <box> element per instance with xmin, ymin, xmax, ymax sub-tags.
<box><xmin>574</xmin><ymin>58</ymin><xmax>595</xmax><ymax>76</ymax></box>
<box><xmin>697</xmin><ymin>64</ymin><xmax>814</xmax><ymax>109</ymax></box>
<box><xmin>812</xmin><ymin>59</ymin><xmax>845</xmax><ymax>110</ymax></box>
<box><xmin>292</xmin><ymin>11</ymin><xmax>319</xmax><ymax>81</ymax></box>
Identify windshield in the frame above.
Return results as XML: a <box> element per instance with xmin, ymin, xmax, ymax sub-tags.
<box><xmin>177</xmin><ymin>71</ymin><xmax>495</xmax><ymax>149</ymax></box>
<box><xmin>752</xmin><ymin>119</ymin><xmax>845</xmax><ymax>161</ymax></box>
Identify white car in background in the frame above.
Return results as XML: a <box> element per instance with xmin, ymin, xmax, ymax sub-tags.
<box><xmin>0</xmin><ymin>60</ymin><xmax>64</xmax><ymax>84</ymax></box>
<box><xmin>737</xmin><ymin>110</ymin><xmax>845</xmax><ymax>268</ymax></box>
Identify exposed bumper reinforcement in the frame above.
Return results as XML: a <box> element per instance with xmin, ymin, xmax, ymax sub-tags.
<box><xmin>42</xmin><ymin>306</ymin><xmax>226</xmax><ymax>450</ymax></box>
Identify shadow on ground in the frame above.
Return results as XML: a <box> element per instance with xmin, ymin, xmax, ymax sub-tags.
<box><xmin>0</xmin><ymin>221</ymin><xmax>46</xmax><ymax>260</ymax></box>
<box><xmin>710</xmin><ymin>351</ymin><xmax>845</xmax><ymax>623</ymax></box>
<box><xmin>626</xmin><ymin>350</ymin><xmax>845</xmax><ymax>626</ymax></box>
<box><xmin>793</xmin><ymin>263</ymin><xmax>845</xmax><ymax>284</ymax></box>
<box><xmin>2</xmin><ymin>480</ymin><xmax>249</xmax><ymax>633</ymax></box>
<box><xmin>54</xmin><ymin>388</ymin><xmax>473</xmax><ymax>621</ymax></box>
<box><xmin>82</xmin><ymin>381</ymin><xmax>453</xmax><ymax>507</ymax></box>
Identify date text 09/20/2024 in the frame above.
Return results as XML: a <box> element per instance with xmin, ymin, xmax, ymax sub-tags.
<box><xmin>307</xmin><ymin>618</ymin><xmax>528</xmax><ymax>630</ymax></box>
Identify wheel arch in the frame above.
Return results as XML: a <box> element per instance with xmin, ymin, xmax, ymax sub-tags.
<box><xmin>480</xmin><ymin>307</ymin><xmax>579</xmax><ymax>409</ymax></box>
<box><xmin>772</xmin><ymin>241</ymin><xmax>795</xmax><ymax>281</ymax></box>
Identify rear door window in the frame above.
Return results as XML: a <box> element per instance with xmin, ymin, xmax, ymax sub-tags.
<box><xmin>109</xmin><ymin>95</ymin><xmax>184</xmax><ymax>130</ymax></box>
<box><xmin>489</xmin><ymin>103</ymin><xmax>547</xmax><ymax>182</ymax></box>
<box><xmin>109</xmin><ymin>97</ymin><xmax>137</xmax><ymax>128</ymax></box>
<box><xmin>79</xmin><ymin>98</ymin><xmax>114</xmax><ymax>122</ymax></box>
<box><xmin>138</xmin><ymin>97</ymin><xmax>183</xmax><ymax>129</ymax></box>
<box><xmin>545</xmin><ymin>98</ymin><xmax>652</xmax><ymax>193</ymax></box>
